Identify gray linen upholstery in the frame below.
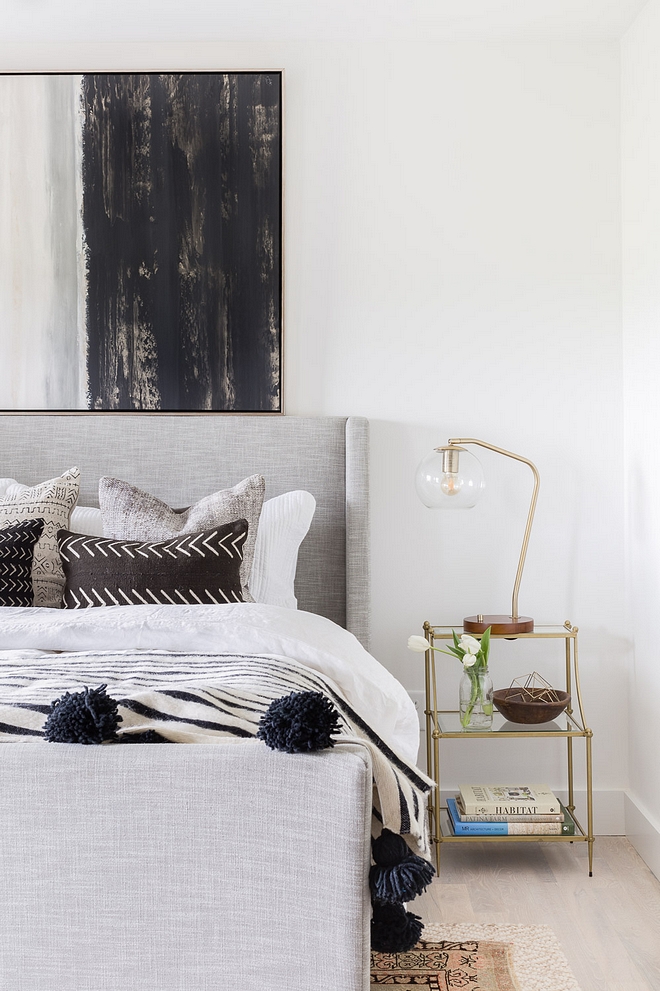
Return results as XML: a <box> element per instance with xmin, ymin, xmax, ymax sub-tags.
<box><xmin>0</xmin><ymin>742</ymin><xmax>373</xmax><ymax>991</ymax></box>
<box><xmin>345</xmin><ymin>417</ymin><xmax>370</xmax><ymax>649</ymax></box>
<box><xmin>0</xmin><ymin>415</ymin><xmax>370</xmax><ymax>647</ymax></box>
<box><xmin>0</xmin><ymin>414</ymin><xmax>373</xmax><ymax>990</ymax></box>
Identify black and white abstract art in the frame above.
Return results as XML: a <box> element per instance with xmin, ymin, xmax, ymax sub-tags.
<box><xmin>0</xmin><ymin>72</ymin><xmax>282</xmax><ymax>412</ymax></box>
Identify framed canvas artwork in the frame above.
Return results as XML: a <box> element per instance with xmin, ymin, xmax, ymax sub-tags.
<box><xmin>0</xmin><ymin>72</ymin><xmax>282</xmax><ymax>412</ymax></box>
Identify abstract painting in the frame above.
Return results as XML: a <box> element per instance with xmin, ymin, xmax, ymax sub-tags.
<box><xmin>0</xmin><ymin>72</ymin><xmax>282</xmax><ymax>412</ymax></box>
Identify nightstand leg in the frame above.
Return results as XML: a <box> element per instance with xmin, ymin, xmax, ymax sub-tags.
<box><xmin>586</xmin><ymin>730</ymin><xmax>594</xmax><ymax>876</ymax></box>
<box><xmin>566</xmin><ymin>635</ymin><xmax>575</xmax><ymax>813</ymax></box>
<box><xmin>433</xmin><ymin>728</ymin><xmax>441</xmax><ymax>873</ymax></box>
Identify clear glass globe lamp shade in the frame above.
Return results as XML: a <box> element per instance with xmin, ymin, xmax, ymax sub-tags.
<box><xmin>415</xmin><ymin>448</ymin><xmax>485</xmax><ymax>509</ymax></box>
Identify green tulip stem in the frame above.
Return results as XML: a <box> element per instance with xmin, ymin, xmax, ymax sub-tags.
<box><xmin>460</xmin><ymin>661</ymin><xmax>492</xmax><ymax>728</ymax></box>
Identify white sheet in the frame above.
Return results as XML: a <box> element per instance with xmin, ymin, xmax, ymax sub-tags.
<box><xmin>0</xmin><ymin>603</ymin><xmax>420</xmax><ymax>764</ymax></box>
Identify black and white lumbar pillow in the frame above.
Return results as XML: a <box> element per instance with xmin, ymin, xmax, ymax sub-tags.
<box><xmin>0</xmin><ymin>519</ymin><xmax>45</xmax><ymax>607</ymax></box>
<box><xmin>57</xmin><ymin>520</ymin><xmax>248</xmax><ymax>608</ymax></box>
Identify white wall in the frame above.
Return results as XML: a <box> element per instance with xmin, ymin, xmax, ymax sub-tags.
<box><xmin>288</xmin><ymin>39</ymin><xmax>626</xmax><ymax>831</ymax></box>
<box><xmin>2</xmin><ymin>36</ymin><xmax>626</xmax><ymax>830</ymax></box>
<box><xmin>622</xmin><ymin>0</ymin><xmax>660</xmax><ymax>874</ymax></box>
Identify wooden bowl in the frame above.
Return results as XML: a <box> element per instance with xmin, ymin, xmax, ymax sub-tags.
<box><xmin>492</xmin><ymin>687</ymin><xmax>570</xmax><ymax>724</ymax></box>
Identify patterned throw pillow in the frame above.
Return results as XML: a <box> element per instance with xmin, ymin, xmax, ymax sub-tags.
<box><xmin>62</xmin><ymin>490</ymin><xmax>316</xmax><ymax>608</ymax></box>
<box><xmin>0</xmin><ymin>519</ymin><xmax>45</xmax><ymax>606</ymax></box>
<box><xmin>99</xmin><ymin>474</ymin><xmax>265</xmax><ymax>600</ymax></box>
<box><xmin>0</xmin><ymin>469</ymin><xmax>80</xmax><ymax>608</ymax></box>
<box><xmin>57</xmin><ymin>520</ymin><xmax>248</xmax><ymax>608</ymax></box>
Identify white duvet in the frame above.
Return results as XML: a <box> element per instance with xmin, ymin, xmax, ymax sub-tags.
<box><xmin>0</xmin><ymin>603</ymin><xmax>420</xmax><ymax>764</ymax></box>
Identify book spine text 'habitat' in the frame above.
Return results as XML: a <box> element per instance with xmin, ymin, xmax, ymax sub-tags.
<box><xmin>447</xmin><ymin>800</ymin><xmax>574</xmax><ymax>835</ymax></box>
<box><xmin>458</xmin><ymin>784</ymin><xmax>560</xmax><ymax>815</ymax></box>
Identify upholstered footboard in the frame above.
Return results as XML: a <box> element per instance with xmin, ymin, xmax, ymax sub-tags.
<box><xmin>0</xmin><ymin>741</ymin><xmax>373</xmax><ymax>991</ymax></box>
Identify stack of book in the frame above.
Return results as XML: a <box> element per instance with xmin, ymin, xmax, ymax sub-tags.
<box><xmin>446</xmin><ymin>784</ymin><xmax>576</xmax><ymax>836</ymax></box>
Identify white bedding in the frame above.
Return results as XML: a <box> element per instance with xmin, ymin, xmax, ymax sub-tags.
<box><xmin>0</xmin><ymin>603</ymin><xmax>420</xmax><ymax>765</ymax></box>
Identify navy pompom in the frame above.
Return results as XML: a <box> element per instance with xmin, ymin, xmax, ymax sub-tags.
<box><xmin>119</xmin><ymin>730</ymin><xmax>169</xmax><ymax>744</ymax></box>
<box><xmin>369</xmin><ymin>828</ymin><xmax>435</xmax><ymax>903</ymax></box>
<box><xmin>371</xmin><ymin>901</ymin><xmax>424</xmax><ymax>953</ymax></box>
<box><xmin>43</xmin><ymin>685</ymin><xmax>121</xmax><ymax>744</ymax></box>
<box><xmin>257</xmin><ymin>691</ymin><xmax>341</xmax><ymax>753</ymax></box>
<box><xmin>372</xmin><ymin>829</ymin><xmax>411</xmax><ymax>867</ymax></box>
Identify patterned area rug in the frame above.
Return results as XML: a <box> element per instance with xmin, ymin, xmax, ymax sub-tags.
<box><xmin>371</xmin><ymin>924</ymin><xmax>582</xmax><ymax>991</ymax></box>
<box><xmin>371</xmin><ymin>938</ymin><xmax>518</xmax><ymax>988</ymax></box>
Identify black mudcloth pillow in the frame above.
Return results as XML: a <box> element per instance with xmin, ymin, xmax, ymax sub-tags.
<box><xmin>0</xmin><ymin>518</ymin><xmax>45</xmax><ymax>606</ymax></box>
<box><xmin>57</xmin><ymin>520</ymin><xmax>248</xmax><ymax>608</ymax></box>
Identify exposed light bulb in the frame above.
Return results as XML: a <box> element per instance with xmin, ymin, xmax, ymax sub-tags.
<box><xmin>440</xmin><ymin>472</ymin><xmax>462</xmax><ymax>496</ymax></box>
<box><xmin>415</xmin><ymin>445</ymin><xmax>484</xmax><ymax>509</ymax></box>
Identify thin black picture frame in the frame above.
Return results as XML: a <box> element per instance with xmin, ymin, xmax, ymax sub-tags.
<box><xmin>0</xmin><ymin>70</ymin><xmax>283</xmax><ymax>414</ymax></box>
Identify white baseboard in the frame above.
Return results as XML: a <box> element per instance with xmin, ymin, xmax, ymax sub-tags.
<box><xmin>624</xmin><ymin>792</ymin><xmax>660</xmax><ymax>882</ymax></box>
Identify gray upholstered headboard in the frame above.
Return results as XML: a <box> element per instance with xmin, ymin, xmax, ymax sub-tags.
<box><xmin>0</xmin><ymin>415</ymin><xmax>370</xmax><ymax>649</ymax></box>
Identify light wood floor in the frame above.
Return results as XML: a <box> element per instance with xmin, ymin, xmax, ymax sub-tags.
<box><xmin>415</xmin><ymin>836</ymin><xmax>660</xmax><ymax>991</ymax></box>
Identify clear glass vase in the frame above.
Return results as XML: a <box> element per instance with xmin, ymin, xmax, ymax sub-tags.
<box><xmin>459</xmin><ymin>665</ymin><xmax>494</xmax><ymax>731</ymax></box>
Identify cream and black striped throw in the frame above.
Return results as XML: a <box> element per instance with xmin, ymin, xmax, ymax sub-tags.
<box><xmin>57</xmin><ymin>520</ymin><xmax>248</xmax><ymax>608</ymax></box>
<box><xmin>0</xmin><ymin>650</ymin><xmax>431</xmax><ymax>854</ymax></box>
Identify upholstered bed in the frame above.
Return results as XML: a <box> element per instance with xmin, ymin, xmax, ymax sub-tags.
<box><xmin>0</xmin><ymin>414</ymin><xmax>428</xmax><ymax>991</ymax></box>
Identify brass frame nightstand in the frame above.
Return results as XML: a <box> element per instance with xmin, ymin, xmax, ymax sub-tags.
<box><xmin>422</xmin><ymin>620</ymin><xmax>594</xmax><ymax>876</ymax></box>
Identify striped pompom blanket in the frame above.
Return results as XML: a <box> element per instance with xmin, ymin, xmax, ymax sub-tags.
<box><xmin>0</xmin><ymin>603</ymin><xmax>433</xmax><ymax>856</ymax></box>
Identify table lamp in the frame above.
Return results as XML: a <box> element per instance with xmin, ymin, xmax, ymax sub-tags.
<box><xmin>415</xmin><ymin>437</ymin><xmax>540</xmax><ymax>635</ymax></box>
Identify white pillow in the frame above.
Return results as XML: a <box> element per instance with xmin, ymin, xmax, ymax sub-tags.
<box><xmin>63</xmin><ymin>489</ymin><xmax>316</xmax><ymax>609</ymax></box>
<box><xmin>250</xmin><ymin>490</ymin><xmax>316</xmax><ymax>609</ymax></box>
<box><xmin>70</xmin><ymin>506</ymin><xmax>105</xmax><ymax>536</ymax></box>
<box><xmin>0</xmin><ymin>479</ymin><xmax>26</xmax><ymax>498</ymax></box>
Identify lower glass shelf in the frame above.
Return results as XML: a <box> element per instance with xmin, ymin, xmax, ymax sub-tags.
<box><xmin>437</xmin><ymin>808</ymin><xmax>588</xmax><ymax>842</ymax></box>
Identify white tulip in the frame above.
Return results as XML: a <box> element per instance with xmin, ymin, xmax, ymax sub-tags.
<box><xmin>462</xmin><ymin>654</ymin><xmax>477</xmax><ymax>667</ymax></box>
<box><xmin>408</xmin><ymin>635</ymin><xmax>431</xmax><ymax>653</ymax></box>
<box><xmin>459</xmin><ymin>635</ymin><xmax>480</xmax><ymax>655</ymax></box>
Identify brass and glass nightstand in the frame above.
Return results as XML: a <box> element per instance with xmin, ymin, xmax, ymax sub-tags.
<box><xmin>422</xmin><ymin>621</ymin><xmax>594</xmax><ymax>876</ymax></box>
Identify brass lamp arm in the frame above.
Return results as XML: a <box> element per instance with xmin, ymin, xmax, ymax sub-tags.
<box><xmin>447</xmin><ymin>438</ymin><xmax>540</xmax><ymax>622</ymax></box>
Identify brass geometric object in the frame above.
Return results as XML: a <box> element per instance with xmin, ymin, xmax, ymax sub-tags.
<box><xmin>505</xmin><ymin>671</ymin><xmax>561</xmax><ymax>704</ymax></box>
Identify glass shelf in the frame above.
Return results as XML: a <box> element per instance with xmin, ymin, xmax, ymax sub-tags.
<box><xmin>427</xmin><ymin>624</ymin><xmax>577</xmax><ymax>640</ymax></box>
<box><xmin>438</xmin><ymin>808</ymin><xmax>588</xmax><ymax>842</ymax></box>
<box><xmin>434</xmin><ymin>709</ymin><xmax>587</xmax><ymax>737</ymax></box>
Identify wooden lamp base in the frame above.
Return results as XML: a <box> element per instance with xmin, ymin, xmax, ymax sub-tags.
<box><xmin>463</xmin><ymin>614</ymin><xmax>534</xmax><ymax>635</ymax></box>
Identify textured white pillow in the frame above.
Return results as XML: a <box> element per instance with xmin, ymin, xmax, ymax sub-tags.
<box><xmin>99</xmin><ymin>474</ymin><xmax>265</xmax><ymax>601</ymax></box>
<box><xmin>249</xmin><ymin>490</ymin><xmax>316</xmax><ymax>609</ymax></box>
<box><xmin>0</xmin><ymin>469</ymin><xmax>80</xmax><ymax>608</ymax></box>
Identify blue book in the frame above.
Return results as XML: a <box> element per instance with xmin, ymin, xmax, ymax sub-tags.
<box><xmin>446</xmin><ymin>797</ymin><xmax>574</xmax><ymax>835</ymax></box>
